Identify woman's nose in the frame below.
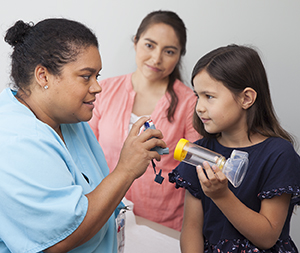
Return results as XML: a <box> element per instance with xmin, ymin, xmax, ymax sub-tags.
<box><xmin>152</xmin><ymin>49</ymin><xmax>162</xmax><ymax>64</ymax></box>
<box><xmin>89</xmin><ymin>79</ymin><xmax>102</xmax><ymax>94</ymax></box>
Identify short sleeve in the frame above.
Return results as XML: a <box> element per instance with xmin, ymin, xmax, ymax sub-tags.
<box><xmin>0</xmin><ymin>134</ymin><xmax>88</xmax><ymax>252</ymax></box>
<box><xmin>257</xmin><ymin>140</ymin><xmax>300</xmax><ymax>206</ymax></box>
<box><xmin>169</xmin><ymin>161</ymin><xmax>203</xmax><ymax>199</ymax></box>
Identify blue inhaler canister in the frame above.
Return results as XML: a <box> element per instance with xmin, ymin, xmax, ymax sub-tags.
<box><xmin>144</xmin><ymin>120</ymin><xmax>169</xmax><ymax>155</ymax></box>
<box><xmin>144</xmin><ymin>119</ymin><xmax>169</xmax><ymax>184</ymax></box>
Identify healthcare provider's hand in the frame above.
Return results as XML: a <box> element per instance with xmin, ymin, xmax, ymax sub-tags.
<box><xmin>117</xmin><ymin>116</ymin><xmax>167</xmax><ymax>179</ymax></box>
<box><xmin>196</xmin><ymin>161</ymin><xmax>229</xmax><ymax>200</ymax></box>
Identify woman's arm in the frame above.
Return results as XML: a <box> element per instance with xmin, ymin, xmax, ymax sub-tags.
<box><xmin>197</xmin><ymin>162</ymin><xmax>291</xmax><ymax>249</ymax></box>
<box><xmin>180</xmin><ymin>190</ymin><xmax>204</xmax><ymax>253</ymax></box>
<box><xmin>46</xmin><ymin>116</ymin><xmax>167</xmax><ymax>253</ymax></box>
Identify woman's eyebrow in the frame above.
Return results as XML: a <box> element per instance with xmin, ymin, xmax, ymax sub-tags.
<box><xmin>144</xmin><ymin>38</ymin><xmax>179</xmax><ymax>50</ymax></box>
<box><xmin>79</xmin><ymin>67</ymin><xmax>98</xmax><ymax>73</ymax></box>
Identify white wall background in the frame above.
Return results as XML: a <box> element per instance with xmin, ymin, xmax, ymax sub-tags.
<box><xmin>0</xmin><ymin>0</ymin><xmax>299</xmax><ymax>249</ymax></box>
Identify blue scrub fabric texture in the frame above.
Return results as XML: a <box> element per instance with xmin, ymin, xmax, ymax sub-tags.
<box><xmin>0</xmin><ymin>88</ymin><xmax>119</xmax><ymax>253</ymax></box>
<box><xmin>169</xmin><ymin>137</ymin><xmax>300</xmax><ymax>252</ymax></box>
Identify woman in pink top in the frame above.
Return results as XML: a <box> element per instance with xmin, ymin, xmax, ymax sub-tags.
<box><xmin>89</xmin><ymin>10</ymin><xmax>200</xmax><ymax>231</ymax></box>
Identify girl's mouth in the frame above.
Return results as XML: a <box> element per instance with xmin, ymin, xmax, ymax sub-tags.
<box><xmin>201</xmin><ymin>117</ymin><xmax>210</xmax><ymax>124</ymax></box>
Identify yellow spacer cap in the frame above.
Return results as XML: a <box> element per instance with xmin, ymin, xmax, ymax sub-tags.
<box><xmin>174</xmin><ymin>138</ymin><xmax>189</xmax><ymax>161</ymax></box>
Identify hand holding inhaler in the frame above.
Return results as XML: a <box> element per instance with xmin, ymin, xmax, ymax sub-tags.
<box><xmin>174</xmin><ymin>139</ymin><xmax>249</xmax><ymax>187</ymax></box>
<box><xmin>144</xmin><ymin>120</ymin><xmax>169</xmax><ymax>184</ymax></box>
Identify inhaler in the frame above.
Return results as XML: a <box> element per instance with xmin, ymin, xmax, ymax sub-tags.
<box><xmin>174</xmin><ymin>138</ymin><xmax>249</xmax><ymax>187</ymax></box>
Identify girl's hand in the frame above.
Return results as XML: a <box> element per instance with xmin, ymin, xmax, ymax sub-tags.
<box><xmin>196</xmin><ymin>161</ymin><xmax>229</xmax><ymax>200</ymax></box>
<box><xmin>116</xmin><ymin>116</ymin><xmax>167</xmax><ymax>179</ymax></box>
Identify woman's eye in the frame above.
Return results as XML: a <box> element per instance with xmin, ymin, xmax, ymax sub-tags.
<box><xmin>206</xmin><ymin>94</ymin><xmax>213</xmax><ymax>99</ymax></box>
<box><xmin>96</xmin><ymin>74</ymin><xmax>101</xmax><ymax>80</ymax></box>
<box><xmin>82</xmin><ymin>75</ymin><xmax>91</xmax><ymax>81</ymax></box>
<box><xmin>166</xmin><ymin>50</ymin><xmax>175</xmax><ymax>55</ymax></box>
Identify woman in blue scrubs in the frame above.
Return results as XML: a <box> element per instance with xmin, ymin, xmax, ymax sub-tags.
<box><xmin>0</xmin><ymin>18</ymin><xmax>166</xmax><ymax>253</ymax></box>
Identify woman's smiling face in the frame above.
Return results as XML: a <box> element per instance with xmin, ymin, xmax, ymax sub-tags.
<box><xmin>134</xmin><ymin>23</ymin><xmax>181</xmax><ymax>82</ymax></box>
<box><xmin>44</xmin><ymin>45</ymin><xmax>102</xmax><ymax>127</ymax></box>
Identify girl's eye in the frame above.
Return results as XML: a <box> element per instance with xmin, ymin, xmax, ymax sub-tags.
<box><xmin>193</xmin><ymin>91</ymin><xmax>199</xmax><ymax>98</ymax></box>
<box><xmin>145</xmin><ymin>43</ymin><xmax>153</xmax><ymax>49</ymax></box>
<box><xmin>206</xmin><ymin>94</ymin><xmax>213</xmax><ymax>99</ymax></box>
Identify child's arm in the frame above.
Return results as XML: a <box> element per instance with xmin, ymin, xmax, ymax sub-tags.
<box><xmin>197</xmin><ymin>162</ymin><xmax>291</xmax><ymax>249</ymax></box>
<box><xmin>180</xmin><ymin>190</ymin><xmax>204</xmax><ymax>253</ymax></box>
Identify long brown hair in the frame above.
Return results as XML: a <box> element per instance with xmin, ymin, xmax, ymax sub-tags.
<box><xmin>134</xmin><ymin>10</ymin><xmax>187</xmax><ymax>122</ymax></box>
<box><xmin>191</xmin><ymin>44</ymin><xmax>294</xmax><ymax>145</ymax></box>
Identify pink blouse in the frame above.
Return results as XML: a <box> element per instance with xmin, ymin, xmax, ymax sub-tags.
<box><xmin>89</xmin><ymin>73</ymin><xmax>200</xmax><ymax>231</ymax></box>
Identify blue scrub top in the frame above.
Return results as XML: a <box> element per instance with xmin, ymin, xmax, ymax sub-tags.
<box><xmin>0</xmin><ymin>88</ymin><xmax>118</xmax><ymax>253</ymax></box>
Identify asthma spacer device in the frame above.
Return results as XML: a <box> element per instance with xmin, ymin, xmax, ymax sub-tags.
<box><xmin>174</xmin><ymin>138</ymin><xmax>249</xmax><ymax>187</ymax></box>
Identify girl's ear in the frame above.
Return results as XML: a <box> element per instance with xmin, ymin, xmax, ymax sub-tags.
<box><xmin>241</xmin><ymin>87</ymin><xmax>257</xmax><ymax>109</ymax></box>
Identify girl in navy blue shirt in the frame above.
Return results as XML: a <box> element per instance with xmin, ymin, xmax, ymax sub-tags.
<box><xmin>169</xmin><ymin>44</ymin><xmax>300</xmax><ymax>252</ymax></box>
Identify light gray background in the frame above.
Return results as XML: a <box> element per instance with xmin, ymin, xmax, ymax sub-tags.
<box><xmin>0</xmin><ymin>0</ymin><xmax>299</xmax><ymax>248</ymax></box>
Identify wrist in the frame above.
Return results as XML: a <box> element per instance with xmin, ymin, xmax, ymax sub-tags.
<box><xmin>112</xmin><ymin>163</ymin><xmax>137</xmax><ymax>185</ymax></box>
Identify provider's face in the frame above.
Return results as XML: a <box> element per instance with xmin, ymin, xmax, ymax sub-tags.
<box><xmin>46</xmin><ymin>45</ymin><xmax>102</xmax><ymax>127</ymax></box>
<box><xmin>134</xmin><ymin>23</ymin><xmax>181</xmax><ymax>82</ymax></box>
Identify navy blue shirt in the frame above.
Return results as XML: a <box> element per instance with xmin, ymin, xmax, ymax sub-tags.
<box><xmin>169</xmin><ymin>137</ymin><xmax>300</xmax><ymax>252</ymax></box>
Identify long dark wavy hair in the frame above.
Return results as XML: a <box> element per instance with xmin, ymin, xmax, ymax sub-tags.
<box><xmin>134</xmin><ymin>10</ymin><xmax>187</xmax><ymax>122</ymax></box>
<box><xmin>191</xmin><ymin>44</ymin><xmax>294</xmax><ymax>145</ymax></box>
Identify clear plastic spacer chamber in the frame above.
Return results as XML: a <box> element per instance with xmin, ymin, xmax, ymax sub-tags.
<box><xmin>174</xmin><ymin>138</ymin><xmax>249</xmax><ymax>187</ymax></box>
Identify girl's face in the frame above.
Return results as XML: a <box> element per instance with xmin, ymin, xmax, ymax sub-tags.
<box><xmin>193</xmin><ymin>70</ymin><xmax>247</xmax><ymax>136</ymax></box>
<box><xmin>44</xmin><ymin>45</ymin><xmax>102</xmax><ymax>127</ymax></box>
<box><xmin>134</xmin><ymin>23</ymin><xmax>181</xmax><ymax>82</ymax></box>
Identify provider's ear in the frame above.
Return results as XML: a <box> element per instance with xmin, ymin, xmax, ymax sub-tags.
<box><xmin>241</xmin><ymin>87</ymin><xmax>257</xmax><ymax>109</ymax></box>
<box><xmin>34</xmin><ymin>65</ymin><xmax>49</xmax><ymax>89</ymax></box>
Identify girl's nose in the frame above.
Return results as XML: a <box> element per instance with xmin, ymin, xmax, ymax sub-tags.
<box><xmin>196</xmin><ymin>99</ymin><xmax>205</xmax><ymax>114</ymax></box>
